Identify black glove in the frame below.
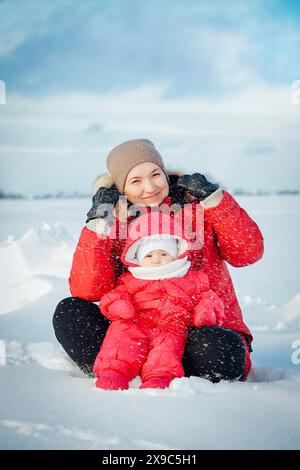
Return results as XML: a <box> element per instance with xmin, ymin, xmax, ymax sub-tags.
<box><xmin>177</xmin><ymin>173</ymin><xmax>219</xmax><ymax>201</ymax></box>
<box><xmin>86</xmin><ymin>186</ymin><xmax>120</xmax><ymax>223</ymax></box>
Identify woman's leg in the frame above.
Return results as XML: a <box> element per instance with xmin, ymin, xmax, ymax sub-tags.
<box><xmin>182</xmin><ymin>326</ymin><xmax>249</xmax><ymax>383</ymax></box>
<box><xmin>52</xmin><ymin>297</ymin><xmax>110</xmax><ymax>375</ymax></box>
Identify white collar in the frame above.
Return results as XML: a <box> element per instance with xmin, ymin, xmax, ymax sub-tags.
<box><xmin>128</xmin><ymin>256</ymin><xmax>191</xmax><ymax>280</ymax></box>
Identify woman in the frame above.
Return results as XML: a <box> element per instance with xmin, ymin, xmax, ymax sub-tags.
<box><xmin>53</xmin><ymin>138</ymin><xmax>264</xmax><ymax>383</ymax></box>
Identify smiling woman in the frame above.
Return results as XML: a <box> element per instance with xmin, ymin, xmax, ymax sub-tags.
<box><xmin>106</xmin><ymin>139</ymin><xmax>170</xmax><ymax>199</ymax></box>
<box><xmin>123</xmin><ymin>162</ymin><xmax>169</xmax><ymax>206</ymax></box>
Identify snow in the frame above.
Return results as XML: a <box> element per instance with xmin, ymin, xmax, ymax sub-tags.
<box><xmin>0</xmin><ymin>196</ymin><xmax>300</xmax><ymax>450</ymax></box>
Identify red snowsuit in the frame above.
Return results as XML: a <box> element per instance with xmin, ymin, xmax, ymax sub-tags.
<box><xmin>69</xmin><ymin>176</ymin><xmax>264</xmax><ymax>380</ymax></box>
<box><xmin>93</xmin><ymin>211</ymin><xmax>225</xmax><ymax>387</ymax></box>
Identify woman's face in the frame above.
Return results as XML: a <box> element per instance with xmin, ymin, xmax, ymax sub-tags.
<box><xmin>124</xmin><ymin>162</ymin><xmax>169</xmax><ymax>206</ymax></box>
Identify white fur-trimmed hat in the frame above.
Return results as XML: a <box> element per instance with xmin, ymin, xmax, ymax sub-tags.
<box><xmin>136</xmin><ymin>237</ymin><xmax>178</xmax><ymax>265</ymax></box>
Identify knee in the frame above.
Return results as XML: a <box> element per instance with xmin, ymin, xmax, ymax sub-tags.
<box><xmin>183</xmin><ymin>326</ymin><xmax>247</xmax><ymax>382</ymax></box>
<box><xmin>52</xmin><ymin>296</ymin><xmax>109</xmax><ymax>335</ymax></box>
<box><xmin>52</xmin><ymin>296</ymin><xmax>79</xmax><ymax>331</ymax></box>
<box><xmin>187</xmin><ymin>326</ymin><xmax>246</xmax><ymax>352</ymax></box>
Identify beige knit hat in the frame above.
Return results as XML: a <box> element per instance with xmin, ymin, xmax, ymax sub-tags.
<box><xmin>106</xmin><ymin>138</ymin><xmax>168</xmax><ymax>192</ymax></box>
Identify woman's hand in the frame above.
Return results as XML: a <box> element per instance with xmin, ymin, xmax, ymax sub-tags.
<box><xmin>177</xmin><ymin>173</ymin><xmax>219</xmax><ymax>201</ymax></box>
<box><xmin>86</xmin><ymin>186</ymin><xmax>120</xmax><ymax>223</ymax></box>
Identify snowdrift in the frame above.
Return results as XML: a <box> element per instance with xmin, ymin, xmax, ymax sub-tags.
<box><xmin>0</xmin><ymin>196</ymin><xmax>300</xmax><ymax>449</ymax></box>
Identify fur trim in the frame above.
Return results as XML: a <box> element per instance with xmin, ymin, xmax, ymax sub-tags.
<box><xmin>92</xmin><ymin>173</ymin><xmax>114</xmax><ymax>195</ymax></box>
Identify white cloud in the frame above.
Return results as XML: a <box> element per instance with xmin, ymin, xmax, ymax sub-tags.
<box><xmin>1</xmin><ymin>0</ymin><xmax>299</xmax><ymax>93</ymax></box>
<box><xmin>1</xmin><ymin>80</ymin><xmax>298</xmax><ymax>137</ymax></box>
<box><xmin>0</xmin><ymin>81</ymin><xmax>299</xmax><ymax>193</ymax></box>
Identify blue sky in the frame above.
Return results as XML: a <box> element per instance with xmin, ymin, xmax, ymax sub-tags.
<box><xmin>0</xmin><ymin>0</ymin><xmax>299</xmax><ymax>195</ymax></box>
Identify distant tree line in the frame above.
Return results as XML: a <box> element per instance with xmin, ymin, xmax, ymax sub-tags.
<box><xmin>0</xmin><ymin>190</ymin><xmax>90</xmax><ymax>199</ymax></box>
<box><xmin>0</xmin><ymin>188</ymin><xmax>299</xmax><ymax>200</ymax></box>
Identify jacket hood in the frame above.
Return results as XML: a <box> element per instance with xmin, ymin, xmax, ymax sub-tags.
<box><xmin>121</xmin><ymin>210</ymin><xmax>192</xmax><ymax>267</ymax></box>
<box><xmin>90</xmin><ymin>170</ymin><xmax>204</xmax><ymax>248</ymax></box>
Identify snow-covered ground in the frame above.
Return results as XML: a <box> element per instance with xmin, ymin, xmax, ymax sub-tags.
<box><xmin>0</xmin><ymin>196</ymin><xmax>300</xmax><ymax>450</ymax></box>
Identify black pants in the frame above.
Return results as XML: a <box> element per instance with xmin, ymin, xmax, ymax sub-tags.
<box><xmin>53</xmin><ymin>297</ymin><xmax>248</xmax><ymax>383</ymax></box>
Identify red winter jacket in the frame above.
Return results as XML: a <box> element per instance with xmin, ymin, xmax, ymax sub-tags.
<box><xmin>69</xmin><ymin>184</ymin><xmax>264</xmax><ymax>348</ymax></box>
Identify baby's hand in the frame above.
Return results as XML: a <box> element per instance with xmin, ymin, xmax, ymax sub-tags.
<box><xmin>108</xmin><ymin>299</ymin><xmax>136</xmax><ymax>320</ymax></box>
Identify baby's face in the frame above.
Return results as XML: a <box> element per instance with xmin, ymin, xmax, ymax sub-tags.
<box><xmin>140</xmin><ymin>249</ymin><xmax>174</xmax><ymax>267</ymax></box>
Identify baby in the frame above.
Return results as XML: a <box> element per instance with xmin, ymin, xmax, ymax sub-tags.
<box><xmin>93</xmin><ymin>211</ymin><xmax>225</xmax><ymax>390</ymax></box>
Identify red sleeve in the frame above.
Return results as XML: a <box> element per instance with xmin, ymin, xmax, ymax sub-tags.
<box><xmin>188</xmin><ymin>270</ymin><xmax>210</xmax><ymax>296</ymax></box>
<box><xmin>68</xmin><ymin>226</ymin><xmax>117</xmax><ymax>301</ymax></box>
<box><xmin>204</xmin><ymin>191</ymin><xmax>264</xmax><ymax>267</ymax></box>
